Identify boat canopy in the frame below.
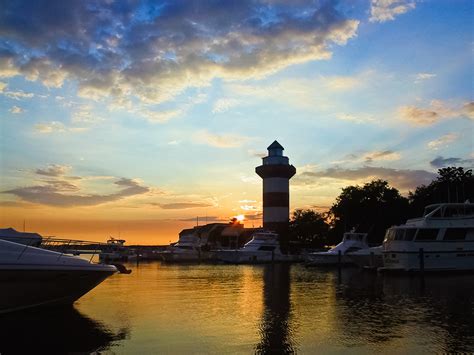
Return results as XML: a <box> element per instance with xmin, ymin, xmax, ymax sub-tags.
<box><xmin>0</xmin><ymin>228</ymin><xmax>42</xmax><ymax>247</ymax></box>
<box><xmin>423</xmin><ymin>203</ymin><xmax>474</xmax><ymax>218</ymax></box>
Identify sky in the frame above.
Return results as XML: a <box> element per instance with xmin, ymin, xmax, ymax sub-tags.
<box><xmin>0</xmin><ymin>0</ymin><xmax>472</xmax><ymax>244</ymax></box>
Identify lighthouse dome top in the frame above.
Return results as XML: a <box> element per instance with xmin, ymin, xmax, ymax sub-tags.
<box><xmin>267</xmin><ymin>140</ymin><xmax>284</xmax><ymax>157</ymax></box>
<box><xmin>267</xmin><ymin>140</ymin><xmax>284</xmax><ymax>150</ymax></box>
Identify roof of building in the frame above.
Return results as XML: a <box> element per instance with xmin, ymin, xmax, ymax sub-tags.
<box><xmin>267</xmin><ymin>140</ymin><xmax>284</xmax><ymax>150</ymax></box>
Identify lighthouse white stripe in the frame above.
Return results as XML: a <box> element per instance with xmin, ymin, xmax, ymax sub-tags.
<box><xmin>263</xmin><ymin>207</ymin><xmax>289</xmax><ymax>223</ymax></box>
<box><xmin>263</xmin><ymin>178</ymin><xmax>289</xmax><ymax>193</ymax></box>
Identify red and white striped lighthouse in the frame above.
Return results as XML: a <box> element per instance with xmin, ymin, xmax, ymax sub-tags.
<box><xmin>255</xmin><ymin>141</ymin><xmax>296</xmax><ymax>237</ymax></box>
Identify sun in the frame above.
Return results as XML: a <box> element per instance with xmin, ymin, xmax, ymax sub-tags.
<box><xmin>235</xmin><ymin>214</ymin><xmax>245</xmax><ymax>222</ymax></box>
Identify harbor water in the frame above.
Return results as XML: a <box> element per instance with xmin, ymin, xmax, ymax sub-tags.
<box><xmin>1</xmin><ymin>263</ymin><xmax>473</xmax><ymax>353</ymax></box>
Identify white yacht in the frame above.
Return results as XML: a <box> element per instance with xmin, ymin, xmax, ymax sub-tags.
<box><xmin>0</xmin><ymin>238</ymin><xmax>117</xmax><ymax>314</ymax></box>
<box><xmin>306</xmin><ymin>231</ymin><xmax>369</xmax><ymax>266</ymax></box>
<box><xmin>216</xmin><ymin>231</ymin><xmax>296</xmax><ymax>264</ymax></box>
<box><xmin>160</xmin><ymin>232</ymin><xmax>209</xmax><ymax>262</ymax></box>
<box><xmin>381</xmin><ymin>202</ymin><xmax>474</xmax><ymax>272</ymax></box>
<box><xmin>99</xmin><ymin>237</ymin><xmax>133</xmax><ymax>262</ymax></box>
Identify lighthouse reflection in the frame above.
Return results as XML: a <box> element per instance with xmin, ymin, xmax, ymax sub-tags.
<box><xmin>255</xmin><ymin>264</ymin><xmax>295</xmax><ymax>354</ymax></box>
<box><xmin>0</xmin><ymin>306</ymin><xmax>128</xmax><ymax>353</ymax></box>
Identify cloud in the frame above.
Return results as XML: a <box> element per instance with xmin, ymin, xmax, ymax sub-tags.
<box><xmin>3</xmin><ymin>177</ymin><xmax>149</xmax><ymax>207</ymax></box>
<box><xmin>240</xmin><ymin>175</ymin><xmax>260</xmax><ymax>184</ymax></box>
<box><xmin>427</xmin><ymin>133</ymin><xmax>459</xmax><ymax>150</ymax></box>
<box><xmin>464</xmin><ymin>102</ymin><xmax>474</xmax><ymax>119</ymax></box>
<box><xmin>414</xmin><ymin>72</ymin><xmax>436</xmax><ymax>83</ymax></box>
<box><xmin>430</xmin><ymin>156</ymin><xmax>474</xmax><ymax>168</ymax></box>
<box><xmin>0</xmin><ymin>1</ymin><xmax>359</xmax><ymax>105</ymax></box>
<box><xmin>194</xmin><ymin>130</ymin><xmax>251</xmax><ymax>148</ymax></box>
<box><xmin>294</xmin><ymin>166</ymin><xmax>436</xmax><ymax>190</ymax></box>
<box><xmin>243</xmin><ymin>212</ymin><xmax>263</xmax><ymax>221</ymax></box>
<box><xmin>323</xmin><ymin>75</ymin><xmax>360</xmax><ymax>91</ymax></box>
<box><xmin>139</xmin><ymin>109</ymin><xmax>183</xmax><ymax>123</ymax></box>
<box><xmin>71</xmin><ymin>106</ymin><xmax>104</xmax><ymax>124</ymax></box>
<box><xmin>369</xmin><ymin>0</ymin><xmax>416</xmax><ymax>23</ymax></box>
<box><xmin>178</xmin><ymin>216</ymin><xmax>224</xmax><ymax>222</ymax></box>
<box><xmin>34</xmin><ymin>121</ymin><xmax>66</xmax><ymax>133</ymax></box>
<box><xmin>335</xmin><ymin>113</ymin><xmax>376</xmax><ymax>124</ymax></box>
<box><xmin>35</xmin><ymin>164</ymin><xmax>70</xmax><ymax>177</ymax></box>
<box><xmin>34</xmin><ymin>121</ymin><xmax>88</xmax><ymax>133</ymax></box>
<box><xmin>154</xmin><ymin>202</ymin><xmax>213</xmax><ymax>210</ymax></box>
<box><xmin>331</xmin><ymin>150</ymin><xmax>400</xmax><ymax>164</ymax></box>
<box><xmin>399</xmin><ymin>100</ymin><xmax>473</xmax><ymax>126</ymax></box>
<box><xmin>2</xmin><ymin>90</ymin><xmax>35</xmax><ymax>100</ymax></box>
<box><xmin>224</xmin><ymin>70</ymin><xmax>385</xmax><ymax>114</ymax></box>
<box><xmin>363</xmin><ymin>150</ymin><xmax>401</xmax><ymax>163</ymax></box>
<box><xmin>212</xmin><ymin>98</ymin><xmax>239</xmax><ymax>114</ymax></box>
<box><xmin>9</xmin><ymin>105</ymin><xmax>24</xmax><ymax>114</ymax></box>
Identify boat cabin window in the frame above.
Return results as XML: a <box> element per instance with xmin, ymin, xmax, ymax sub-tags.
<box><xmin>258</xmin><ymin>246</ymin><xmax>276</xmax><ymax>251</ymax></box>
<box><xmin>404</xmin><ymin>229</ymin><xmax>417</xmax><ymax>241</ymax></box>
<box><xmin>444</xmin><ymin>228</ymin><xmax>468</xmax><ymax>241</ymax></box>
<box><xmin>444</xmin><ymin>206</ymin><xmax>462</xmax><ymax>217</ymax></box>
<box><xmin>415</xmin><ymin>228</ymin><xmax>439</xmax><ymax>241</ymax></box>
<box><xmin>394</xmin><ymin>229</ymin><xmax>405</xmax><ymax>240</ymax></box>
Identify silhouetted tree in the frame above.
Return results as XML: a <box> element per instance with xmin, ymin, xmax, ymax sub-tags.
<box><xmin>328</xmin><ymin>180</ymin><xmax>409</xmax><ymax>244</ymax></box>
<box><xmin>289</xmin><ymin>209</ymin><xmax>329</xmax><ymax>248</ymax></box>
<box><xmin>409</xmin><ymin>167</ymin><xmax>473</xmax><ymax>216</ymax></box>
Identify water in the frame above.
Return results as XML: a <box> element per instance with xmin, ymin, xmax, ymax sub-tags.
<box><xmin>1</xmin><ymin>263</ymin><xmax>473</xmax><ymax>353</ymax></box>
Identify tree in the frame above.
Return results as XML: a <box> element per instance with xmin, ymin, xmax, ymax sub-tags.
<box><xmin>409</xmin><ymin>167</ymin><xmax>473</xmax><ymax>217</ymax></box>
<box><xmin>328</xmin><ymin>180</ymin><xmax>409</xmax><ymax>244</ymax></box>
<box><xmin>289</xmin><ymin>209</ymin><xmax>329</xmax><ymax>248</ymax></box>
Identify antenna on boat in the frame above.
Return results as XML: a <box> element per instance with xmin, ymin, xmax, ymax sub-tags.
<box><xmin>196</xmin><ymin>216</ymin><xmax>199</xmax><ymax>227</ymax></box>
<box><xmin>23</xmin><ymin>219</ymin><xmax>26</xmax><ymax>232</ymax></box>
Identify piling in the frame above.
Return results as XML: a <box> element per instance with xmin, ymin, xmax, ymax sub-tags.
<box><xmin>337</xmin><ymin>250</ymin><xmax>342</xmax><ymax>283</ymax></box>
<box><xmin>419</xmin><ymin>248</ymin><xmax>424</xmax><ymax>274</ymax></box>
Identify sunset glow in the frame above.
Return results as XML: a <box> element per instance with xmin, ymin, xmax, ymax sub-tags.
<box><xmin>0</xmin><ymin>1</ymin><xmax>472</xmax><ymax>244</ymax></box>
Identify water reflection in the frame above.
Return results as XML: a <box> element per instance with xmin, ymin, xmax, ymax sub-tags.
<box><xmin>0</xmin><ymin>306</ymin><xmax>128</xmax><ymax>353</ymax></box>
<box><xmin>256</xmin><ymin>264</ymin><xmax>295</xmax><ymax>354</ymax></box>
<box><xmin>333</xmin><ymin>268</ymin><xmax>474</xmax><ymax>353</ymax></box>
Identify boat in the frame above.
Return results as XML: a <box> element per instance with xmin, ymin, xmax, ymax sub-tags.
<box><xmin>216</xmin><ymin>231</ymin><xmax>297</xmax><ymax>264</ymax></box>
<box><xmin>0</xmin><ymin>227</ymin><xmax>43</xmax><ymax>246</ymax></box>
<box><xmin>160</xmin><ymin>232</ymin><xmax>209</xmax><ymax>262</ymax></box>
<box><xmin>99</xmin><ymin>237</ymin><xmax>134</xmax><ymax>262</ymax></box>
<box><xmin>0</xmin><ymin>238</ymin><xmax>117</xmax><ymax>314</ymax></box>
<box><xmin>348</xmin><ymin>245</ymin><xmax>383</xmax><ymax>269</ymax></box>
<box><xmin>380</xmin><ymin>202</ymin><xmax>474</xmax><ymax>272</ymax></box>
<box><xmin>305</xmin><ymin>231</ymin><xmax>369</xmax><ymax>266</ymax></box>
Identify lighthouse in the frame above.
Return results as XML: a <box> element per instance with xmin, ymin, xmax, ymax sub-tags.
<box><xmin>255</xmin><ymin>141</ymin><xmax>296</xmax><ymax>243</ymax></box>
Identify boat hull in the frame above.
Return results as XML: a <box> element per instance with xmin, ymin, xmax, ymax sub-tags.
<box><xmin>0</xmin><ymin>268</ymin><xmax>116</xmax><ymax>314</ymax></box>
<box><xmin>381</xmin><ymin>250</ymin><xmax>474</xmax><ymax>272</ymax></box>
<box><xmin>349</xmin><ymin>253</ymin><xmax>384</xmax><ymax>269</ymax></box>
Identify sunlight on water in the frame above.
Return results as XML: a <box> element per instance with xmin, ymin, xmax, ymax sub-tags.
<box><xmin>1</xmin><ymin>263</ymin><xmax>473</xmax><ymax>353</ymax></box>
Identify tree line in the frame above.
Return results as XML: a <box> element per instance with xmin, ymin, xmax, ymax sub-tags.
<box><xmin>289</xmin><ymin>167</ymin><xmax>474</xmax><ymax>248</ymax></box>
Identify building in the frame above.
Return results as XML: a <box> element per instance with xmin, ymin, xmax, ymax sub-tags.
<box><xmin>255</xmin><ymin>141</ymin><xmax>296</xmax><ymax>245</ymax></box>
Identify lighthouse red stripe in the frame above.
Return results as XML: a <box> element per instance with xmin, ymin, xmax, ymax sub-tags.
<box><xmin>263</xmin><ymin>192</ymin><xmax>289</xmax><ymax>207</ymax></box>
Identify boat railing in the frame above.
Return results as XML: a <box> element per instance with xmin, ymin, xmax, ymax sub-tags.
<box><xmin>11</xmin><ymin>236</ymin><xmax>110</xmax><ymax>263</ymax></box>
